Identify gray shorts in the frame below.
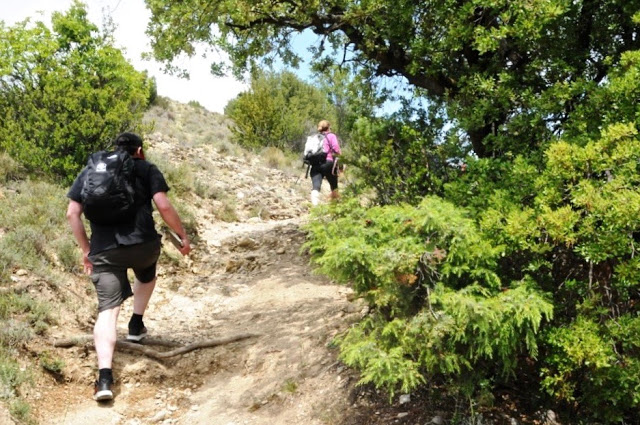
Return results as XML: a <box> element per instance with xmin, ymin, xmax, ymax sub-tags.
<box><xmin>89</xmin><ymin>239</ymin><xmax>161</xmax><ymax>312</ymax></box>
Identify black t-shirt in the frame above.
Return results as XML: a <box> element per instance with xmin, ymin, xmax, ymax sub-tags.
<box><xmin>67</xmin><ymin>158</ymin><xmax>170</xmax><ymax>255</ymax></box>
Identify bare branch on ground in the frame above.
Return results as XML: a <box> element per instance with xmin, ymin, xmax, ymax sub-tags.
<box><xmin>54</xmin><ymin>333</ymin><xmax>260</xmax><ymax>361</ymax></box>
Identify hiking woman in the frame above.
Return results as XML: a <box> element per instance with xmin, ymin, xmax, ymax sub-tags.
<box><xmin>310</xmin><ymin>120</ymin><xmax>341</xmax><ymax>205</ymax></box>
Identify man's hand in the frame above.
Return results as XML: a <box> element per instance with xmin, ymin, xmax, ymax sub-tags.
<box><xmin>167</xmin><ymin>229</ymin><xmax>192</xmax><ymax>256</ymax></box>
<box><xmin>178</xmin><ymin>236</ymin><xmax>191</xmax><ymax>256</ymax></box>
<box><xmin>83</xmin><ymin>251</ymin><xmax>93</xmax><ymax>275</ymax></box>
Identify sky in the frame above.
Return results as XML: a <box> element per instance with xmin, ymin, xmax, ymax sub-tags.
<box><xmin>1</xmin><ymin>0</ymin><xmax>248</xmax><ymax>114</ymax></box>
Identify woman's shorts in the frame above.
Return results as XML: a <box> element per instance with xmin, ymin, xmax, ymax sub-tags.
<box><xmin>88</xmin><ymin>238</ymin><xmax>161</xmax><ymax>312</ymax></box>
<box><xmin>310</xmin><ymin>161</ymin><xmax>338</xmax><ymax>191</ymax></box>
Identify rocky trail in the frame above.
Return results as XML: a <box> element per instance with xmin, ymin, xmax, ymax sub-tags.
<box><xmin>26</xmin><ymin>112</ymin><xmax>368</xmax><ymax>425</ymax></box>
<box><xmin>41</xmin><ymin>217</ymin><xmax>362</xmax><ymax>425</ymax></box>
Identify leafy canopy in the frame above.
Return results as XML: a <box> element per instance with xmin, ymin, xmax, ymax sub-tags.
<box><xmin>0</xmin><ymin>1</ymin><xmax>152</xmax><ymax>182</ymax></box>
<box><xmin>224</xmin><ymin>70</ymin><xmax>336</xmax><ymax>151</ymax></box>
<box><xmin>145</xmin><ymin>0</ymin><xmax>640</xmax><ymax>158</ymax></box>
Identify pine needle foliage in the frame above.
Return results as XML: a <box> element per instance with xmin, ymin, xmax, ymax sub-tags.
<box><xmin>303</xmin><ymin>198</ymin><xmax>553</xmax><ymax>399</ymax></box>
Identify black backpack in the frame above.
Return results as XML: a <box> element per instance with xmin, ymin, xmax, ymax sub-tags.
<box><xmin>81</xmin><ymin>150</ymin><xmax>136</xmax><ymax>225</ymax></box>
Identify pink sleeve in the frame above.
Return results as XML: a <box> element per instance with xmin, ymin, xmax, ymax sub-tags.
<box><xmin>326</xmin><ymin>133</ymin><xmax>341</xmax><ymax>155</ymax></box>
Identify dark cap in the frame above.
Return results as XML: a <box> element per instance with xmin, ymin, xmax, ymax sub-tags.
<box><xmin>115</xmin><ymin>132</ymin><xmax>143</xmax><ymax>147</ymax></box>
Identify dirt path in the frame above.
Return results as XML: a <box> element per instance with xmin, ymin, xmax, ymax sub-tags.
<box><xmin>17</xmin><ymin>106</ymin><xmax>366</xmax><ymax>424</ymax></box>
<box><xmin>37</xmin><ymin>213</ymin><xmax>363</xmax><ymax>425</ymax></box>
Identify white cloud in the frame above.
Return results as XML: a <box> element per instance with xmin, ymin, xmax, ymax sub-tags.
<box><xmin>1</xmin><ymin>0</ymin><xmax>247</xmax><ymax>113</ymax></box>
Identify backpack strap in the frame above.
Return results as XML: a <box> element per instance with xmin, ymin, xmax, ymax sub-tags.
<box><xmin>325</xmin><ymin>132</ymin><xmax>338</xmax><ymax>155</ymax></box>
<box><xmin>324</xmin><ymin>132</ymin><xmax>333</xmax><ymax>155</ymax></box>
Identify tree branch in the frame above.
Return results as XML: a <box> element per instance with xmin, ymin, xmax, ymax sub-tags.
<box><xmin>54</xmin><ymin>333</ymin><xmax>260</xmax><ymax>361</ymax></box>
<box><xmin>227</xmin><ymin>10</ymin><xmax>452</xmax><ymax>97</ymax></box>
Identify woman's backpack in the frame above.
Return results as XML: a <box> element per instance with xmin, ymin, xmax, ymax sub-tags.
<box><xmin>303</xmin><ymin>133</ymin><xmax>327</xmax><ymax>166</ymax></box>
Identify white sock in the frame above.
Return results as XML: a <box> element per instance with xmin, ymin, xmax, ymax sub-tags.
<box><xmin>311</xmin><ymin>190</ymin><xmax>320</xmax><ymax>206</ymax></box>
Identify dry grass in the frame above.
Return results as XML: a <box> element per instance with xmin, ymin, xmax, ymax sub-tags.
<box><xmin>143</xmin><ymin>98</ymin><xmax>232</xmax><ymax>150</ymax></box>
<box><xmin>0</xmin><ymin>175</ymin><xmax>59</xmax><ymax>424</ymax></box>
<box><xmin>0</xmin><ymin>152</ymin><xmax>23</xmax><ymax>182</ymax></box>
<box><xmin>260</xmin><ymin>146</ymin><xmax>288</xmax><ymax>169</ymax></box>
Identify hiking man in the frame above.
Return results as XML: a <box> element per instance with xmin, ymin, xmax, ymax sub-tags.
<box><xmin>66</xmin><ymin>132</ymin><xmax>191</xmax><ymax>401</ymax></box>
<box><xmin>309</xmin><ymin>120</ymin><xmax>341</xmax><ymax>205</ymax></box>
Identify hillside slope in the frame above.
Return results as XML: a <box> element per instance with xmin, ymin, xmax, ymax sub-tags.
<box><xmin>4</xmin><ymin>100</ymin><xmax>366</xmax><ymax>425</ymax></box>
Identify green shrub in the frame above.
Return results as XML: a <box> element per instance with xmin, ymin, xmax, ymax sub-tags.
<box><xmin>305</xmin><ymin>120</ymin><xmax>640</xmax><ymax>421</ymax></box>
<box><xmin>146</xmin><ymin>74</ymin><xmax>158</xmax><ymax>106</ymax></box>
<box><xmin>225</xmin><ymin>70</ymin><xmax>337</xmax><ymax>151</ymax></box>
<box><xmin>0</xmin><ymin>294</ymin><xmax>51</xmax><ymax>332</ymax></box>
<box><xmin>282</xmin><ymin>379</ymin><xmax>298</xmax><ymax>394</ymax></box>
<box><xmin>216</xmin><ymin>140</ymin><xmax>244</xmax><ymax>157</ymax></box>
<box><xmin>0</xmin><ymin>180</ymin><xmax>72</xmax><ymax>276</ymax></box>
<box><xmin>9</xmin><ymin>398</ymin><xmax>34</xmax><ymax>424</ymax></box>
<box><xmin>525</xmin><ymin>123</ymin><xmax>640</xmax><ymax>422</ymax></box>
<box><xmin>304</xmin><ymin>198</ymin><xmax>552</xmax><ymax>399</ymax></box>
<box><xmin>261</xmin><ymin>146</ymin><xmax>288</xmax><ymax>169</ymax></box>
<box><xmin>0</xmin><ymin>153</ymin><xmax>23</xmax><ymax>182</ymax></box>
<box><xmin>194</xmin><ymin>180</ymin><xmax>215</xmax><ymax>199</ymax></box>
<box><xmin>39</xmin><ymin>351</ymin><xmax>65</xmax><ymax>377</ymax></box>
<box><xmin>0</xmin><ymin>228</ymin><xmax>50</xmax><ymax>273</ymax></box>
<box><xmin>346</xmin><ymin>114</ymin><xmax>464</xmax><ymax>205</ymax></box>
<box><xmin>0</xmin><ymin>3</ymin><xmax>150</xmax><ymax>183</ymax></box>
<box><xmin>164</xmin><ymin>162</ymin><xmax>196</xmax><ymax>197</ymax></box>
<box><xmin>0</xmin><ymin>321</ymin><xmax>32</xmax><ymax>349</ymax></box>
<box><xmin>188</xmin><ymin>100</ymin><xmax>204</xmax><ymax>110</ymax></box>
<box><xmin>213</xmin><ymin>201</ymin><xmax>238</xmax><ymax>223</ymax></box>
<box><xmin>249</xmin><ymin>205</ymin><xmax>270</xmax><ymax>220</ymax></box>
<box><xmin>54</xmin><ymin>238</ymin><xmax>81</xmax><ymax>273</ymax></box>
<box><xmin>152</xmin><ymin>95</ymin><xmax>171</xmax><ymax>109</ymax></box>
<box><xmin>146</xmin><ymin>151</ymin><xmax>197</xmax><ymax>198</ymax></box>
<box><xmin>0</xmin><ymin>348</ymin><xmax>30</xmax><ymax>400</ymax></box>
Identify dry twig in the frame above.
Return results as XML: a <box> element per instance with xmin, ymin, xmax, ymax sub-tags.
<box><xmin>54</xmin><ymin>333</ymin><xmax>260</xmax><ymax>361</ymax></box>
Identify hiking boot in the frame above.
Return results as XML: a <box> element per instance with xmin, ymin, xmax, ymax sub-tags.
<box><xmin>127</xmin><ymin>323</ymin><xmax>148</xmax><ymax>342</ymax></box>
<box><xmin>94</xmin><ymin>378</ymin><xmax>113</xmax><ymax>401</ymax></box>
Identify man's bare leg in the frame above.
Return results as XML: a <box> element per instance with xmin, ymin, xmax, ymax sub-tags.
<box><xmin>128</xmin><ymin>278</ymin><xmax>156</xmax><ymax>341</ymax></box>
<box><xmin>94</xmin><ymin>306</ymin><xmax>120</xmax><ymax>369</ymax></box>
<box><xmin>132</xmin><ymin>277</ymin><xmax>156</xmax><ymax>314</ymax></box>
<box><xmin>94</xmin><ymin>306</ymin><xmax>120</xmax><ymax>401</ymax></box>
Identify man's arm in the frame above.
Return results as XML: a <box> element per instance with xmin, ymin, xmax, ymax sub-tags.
<box><xmin>66</xmin><ymin>200</ymin><xmax>93</xmax><ymax>275</ymax></box>
<box><xmin>152</xmin><ymin>192</ymin><xmax>192</xmax><ymax>255</ymax></box>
